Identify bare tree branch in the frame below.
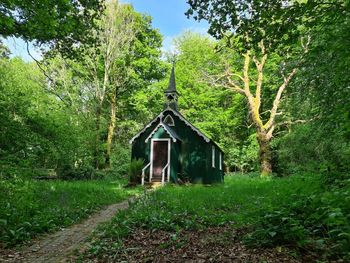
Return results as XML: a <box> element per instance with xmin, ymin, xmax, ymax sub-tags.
<box><xmin>253</xmin><ymin>40</ymin><xmax>267</xmax><ymax>113</ymax></box>
<box><xmin>264</xmin><ymin>67</ymin><xmax>297</xmax><ymax>129</ymax></box>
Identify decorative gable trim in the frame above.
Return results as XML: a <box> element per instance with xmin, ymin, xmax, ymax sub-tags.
<box><xmin>145</xmin><ymin>122</ymin><xmax>177</xmax><ymax>143</ymax></box>
<box><xmin>167</xmin><ymin>107</ymin><xmax>210</xmax><ymax>143</ymax></box>
<box><xmin>129</xmin><ymin>113</ymin><xmax>163</xmax><ymax>144</ymax></box>
<box><xmin>129</xmin><ymin>107</ymin><xmax>214</xmax><ymax>146</ymax></box>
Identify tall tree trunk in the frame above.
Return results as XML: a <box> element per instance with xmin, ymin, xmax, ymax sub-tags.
<box><xmin>105</xmin><ymin>94</ymin><xmax>116</xmax><ymax>169</ymax></box>
<box><xmin>257</xmin><ymin>131</ymin><xmax>272</xmax><ymax>178</ymax></box>
<box><xmin>218</xmin><ymin>40</ymin><xmax>301</xmax><ymax>178</ymax></box>
<box><xmin>93</xmin><ymin>104</ymin><xmax>102</xmax><ymax>170</ymax></box>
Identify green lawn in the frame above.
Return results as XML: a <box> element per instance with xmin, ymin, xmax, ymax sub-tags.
<box><xmin>0</xmin><ymin>177</ymin><xmax>141</xmax><ymax>247</ymax></box>
<box><xmin>82</xmin><ymin>174</ymin><xmax>350</xmax><ymax>261</ymax></box>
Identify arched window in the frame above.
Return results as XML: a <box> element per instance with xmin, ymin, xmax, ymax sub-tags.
<box><xmin>164</xmin><ymin>115</ymin><xmax>175</xmax><ymax>126</ymax></box>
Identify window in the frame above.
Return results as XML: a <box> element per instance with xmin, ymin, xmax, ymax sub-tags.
<box><xmin>212</xmin><ymin>146</ymin><xmax>215</xmax><ymax>168</ymax></box>
<box><xmin>219</xmin><ymin>152</ymin><xmax>222</xmax><ymax>170</ymax></box>
<box><xmin>164</xmin><ymin>115</ymin><xmax>175</xmax><ymax>126</ymax></box>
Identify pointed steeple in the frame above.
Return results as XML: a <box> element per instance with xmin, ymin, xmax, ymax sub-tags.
<box><xmin>164</xmin><ymin>65</ymin><xmax>179</xmax><ymax>110</ymax></box>
<box><xmin>165</xmin><ymin>66</ymin><xmax>178</xmax><ymax>95</ymax></box>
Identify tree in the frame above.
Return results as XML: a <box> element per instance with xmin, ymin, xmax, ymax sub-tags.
<box><xmin>0</xmin><ymin>39</ymin><xmax>10</xmax><ymax>58</ymax></box>
<box><xmin>186</xmin><ymin>0</ymin><xmax>317</xmax><ymax>177</ymax></box>
<box><xmin>172</xmin><ymin>32</ymin><xmax>258</xmax><ymax>173</ymax></box>
<box><xmin>0</xmin><ymin>57</ymin><xmax>90</xmax><ymax>171</ymax></box>
<box><xmin>186</xmin><ymin>1</ymin><xmax>347</xmax><ymax>50</ymax></box>
<box><xmin>275</xmin><ymin>6</ymin><xmax>350</xmax><ymax>174</ymax></box>
<box><xmin>0</xmin><ymin>0</ymin><xmax>104</xmax><ymax>56</ymax></box>
<box><xmin>45</xmin><ymin>1</ymin><xmax>165</xmax><ymax>171</ymax></box>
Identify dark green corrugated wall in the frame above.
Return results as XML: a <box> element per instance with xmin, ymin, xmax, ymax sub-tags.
<box><xmin>131</xmin><ymin>110</ymin><xmax>224</xmax><ymax>184</ymax></box>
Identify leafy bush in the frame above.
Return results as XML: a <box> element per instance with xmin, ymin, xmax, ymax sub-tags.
<box><xmin>274</xmin><ymin>124</ymin><xmax>350</xmax><ymax>176</ymax></box>
<box><xmin>225</xmin><ymin>134</ymin><xmax>259</xmax><ymax>173</ymax></box>
<box><xmin>244</xmin><ymin>187</ymin><xmax>350</xmax><ymax>260</ymax></box>
<box><xmin>128</xmin><ymin>159</ymin><xmax>144</xmax><ymax>183</ymax></box>
<box><xmin>57</xmin><ymin>164</ymin><xmax>105</xmax><ymax>180</ymax></box>
<box><xmin>110</xmin><ymin>144</ymin><xmax>131</xmax><ymax>178</ymax></box>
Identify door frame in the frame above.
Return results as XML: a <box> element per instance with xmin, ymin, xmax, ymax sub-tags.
<box><xmin>150</xmin><ymin>138</ymin><xmax>171</xmax><ymax>182</ymax></box>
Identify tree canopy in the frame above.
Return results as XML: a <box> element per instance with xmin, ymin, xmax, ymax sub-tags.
<box><xmin>0</xmin><ymin>0</ymin><xmax>104</xmax><ymax>55</ymax></box>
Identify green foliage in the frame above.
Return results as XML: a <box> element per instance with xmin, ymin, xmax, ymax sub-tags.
<box><xmin>0</xmin><ymin>0</ymin><xmax>104</xmax><ymax>57</ymax></box>
<box><xmin>171</xmin><ymin>32</ymin><xmax>257</xmax><ymax>172</ymax></box>
<box><xmin>79</xmin><ymin>174</ymin><xmax>350</xmax><ymax>260</ymax></box>
<box><xmin>274</xmin><ymin>12</ymin><xmax>350</xmax><ymax>177</ymax></box>
<box><xmin>245</xmin><ymin>182</ymin><xmax>350</xmax><ymax>260</ymax></box>
<box><xmin>128</xmin><ymin>159</ymin><xmax>144</xmax><ymax>183</ymax></box>
<box><xmin>186</xmin><ymin>1</ymin><xmax>347</xmax><ymax>52</ymax></box>
<box><xmin>57</xmin><ymin>164</ymin><xmax>101</xmax><ymax>181</ymax></box>
<box><xmin>109</xmin><ymin>144</ymin><xmax>132</xmax><ymax>178</ymax></box>
<box><xmin>274</xmin><ymin>124</ymin><xmax>350</xmax><ymax>175</ymax></box>
<box><xmin>0</xmin><ymin>57</ymin><xmax>92</xmax><ymax>172</ymax></box>
<box><xmin>43</xmin><ymin>3</ymin><xmax>165</xmax><ymax>170</ymax></box>
<box><xmin>0</xmin><ymin>177</ymin><xmax>140</xmax><ymax>247</ymax></box>
<box><xmin>226</xmin><ymin>133</ymin><xmax>259</xmax><ymax>172</ymax></box>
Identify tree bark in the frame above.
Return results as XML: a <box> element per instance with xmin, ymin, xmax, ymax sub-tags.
<box><xmin>93</xmin><ymin>104</ymin><xmax>102</xmax><ymax>170</ymax></box>
<box><xmin>105</xmin><ymin>94</ymin><xmax>116</xmax><ymax>169</ymax></box>
<box><xmin>257</xmin><ymin>131</ymin><xmax>272</xmax><ymax>177</ymax></box>
<box><xmin>218</xmin><ymin>40</ymin><xmax>302</xmax><ymax>178</ymax></box>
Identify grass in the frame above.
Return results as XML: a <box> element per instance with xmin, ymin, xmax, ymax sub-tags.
<box><xmin>82</xmin><ymin>173</ymin><xmax>350</xmax><ymax>261</ymax></box>
<box><xmin>0</xmin><ymin>177</ymin><xmax>141</xmax><ymax>247</ymax></box>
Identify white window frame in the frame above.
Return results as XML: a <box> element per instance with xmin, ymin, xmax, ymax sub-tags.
<box><xmin>219</xmin><ymin>152</ymin><xmax>222</xmax><ymax>170</ymax></box>
<box><xmin>212</xmin><ymin>146</ymin><xmax>215</xmax><ymax>168</ymax></box>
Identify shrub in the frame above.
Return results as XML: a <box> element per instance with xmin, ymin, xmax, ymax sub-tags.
<box><xmin>110</xmin><ymin>144</ymin><xmax>132</xmax><ymax>178</ymax></box>
<box><xmin>128</xmin><ymin>159</ymin><xmax>144</xmax><ymax>183</ymax></box>
<box><xmin>244</xmin><ymin>189</ymin><xmax>350</xmax><ymax>260</ymax></box>
<box><xmin>57</xmin><ymin>164</ymin><xmax>102</xmax><ymax>180</ymax></box>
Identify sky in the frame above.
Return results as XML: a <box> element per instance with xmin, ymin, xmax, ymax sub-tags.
<box><xmin>3</xmin><ymin>0</ymin><xmax>209</xmax><ymax>61</ymax></box>
<box><xmin>123</xmin><ymin>0</ymin><xmax>209</xmax><ymax>52</ymax></box>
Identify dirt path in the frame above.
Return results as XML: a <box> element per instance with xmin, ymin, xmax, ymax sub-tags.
<box><xmin>1</xmin><ymin>198</ymin><xmax>133</xmax><ymax>263</ymax></box>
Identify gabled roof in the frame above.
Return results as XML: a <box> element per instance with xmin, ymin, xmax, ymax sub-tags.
<box><xmin>129</xmin><ymin>112</ymin><xmax>163</xmax><ymax>144</ymax></box>
<box><xmin>129</xmin><ymin>107</ymin><xmax>211</xmax><ymax>144</ymax></box>
<box><xmin>145</xmin><ymin>122</ymin><xmax>181</xmax><ymax>143</ymax></box>
<box><xmin>168</xmin><ymin>108</ymin><xmax>210</xmax><ymax>143</ymax></box>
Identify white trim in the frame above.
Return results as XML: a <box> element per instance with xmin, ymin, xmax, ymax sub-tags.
<box><xmin>145</xmin><ymin>123</ymin><xmax>177</xmax><ymax>143</ymax></box>
<box><xmin>141</xmin><ymin>162</ymin><xmax>151</xmax><ymax>185</ymax></box>
<box><xmin>129</xmin><ymin>112</ymin><xmax>163</xmax><ymax>144</ymax></box>
<box><xmin>169</xmin><ymin>108</ymin><xmax>210</xmax><ymax>143</ymax></box>
<box><xmin>163</xmin><ymin>114</ymin><xmax>175</xmax><ymax>126</ymax></box>
<box><xmin>129</xmin><ymin>107</ymin><xmax>212</xmax><ymax>145</ymax></box>
<box><xmin>150</xmin><ymin>138</ymin><xmax>171</xmax><ymax>183</ymax></box>
<box><xmin>219</xmin><ymin>152</ymin><xmax>222</xmax><ymax>170</ymax></box>
<box><xmin>212</xmin><ymin>146</ymin><xmax>215</xmax><ymax>168</ymax></box>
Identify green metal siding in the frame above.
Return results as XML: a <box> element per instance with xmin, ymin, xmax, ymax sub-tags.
<box><xmin>131</xmin><ymin>110</ymin><xmax>224</xmax><ymax>184</ymax></box>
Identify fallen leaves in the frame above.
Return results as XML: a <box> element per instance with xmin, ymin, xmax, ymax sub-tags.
<box><xmin>82</xmin><ymin>226</ymin><xmax>304</xmax><ymax>262</ymax></box>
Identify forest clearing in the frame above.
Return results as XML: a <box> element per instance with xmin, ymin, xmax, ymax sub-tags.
<box><xmin>1</xmin><ymin>0</ymin><xmax>349</xmax><ymax>262</ymax></box>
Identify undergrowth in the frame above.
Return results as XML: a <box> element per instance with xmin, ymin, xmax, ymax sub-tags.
<box><xmin>82</xmin><ymin>174</ymin><xmax>350</xmax><ymax>261</ymax></box>
<box><xmin>0</xmin><ymin>177</ymin><xmax>141</xmax><ymax>247</ymax></box>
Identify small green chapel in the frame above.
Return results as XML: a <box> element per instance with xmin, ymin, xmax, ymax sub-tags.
<box><xmin>129</xmin><ymin>67</ymin><xmax>224</xmax><ymax>185</ymax></box>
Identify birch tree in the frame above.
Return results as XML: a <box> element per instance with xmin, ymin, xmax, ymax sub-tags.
<box><xmin>80</xmin><ymin>1</ymin><xmax>137</xmax><ymax>169</ymax></box>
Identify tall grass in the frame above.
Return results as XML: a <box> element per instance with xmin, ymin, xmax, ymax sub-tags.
<box><xmin>85</xmin><ymin>174</ymin><xmax>350</xmax><ymax>260</ymax></box>
<box><xmin>0</xmin><ymin>178</ymin><xmax>141</xmax><ymax>247</ymax></box>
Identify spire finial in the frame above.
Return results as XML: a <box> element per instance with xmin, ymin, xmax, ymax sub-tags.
<box><xmin>165</xmin><ymin>65</ymin><xmax>177</xmax><ymax>94</ymax></box>
<box><xmin>164</xmin><ymin>63</ymin><xmax>179</xmax><ymax>110</ymax></box>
